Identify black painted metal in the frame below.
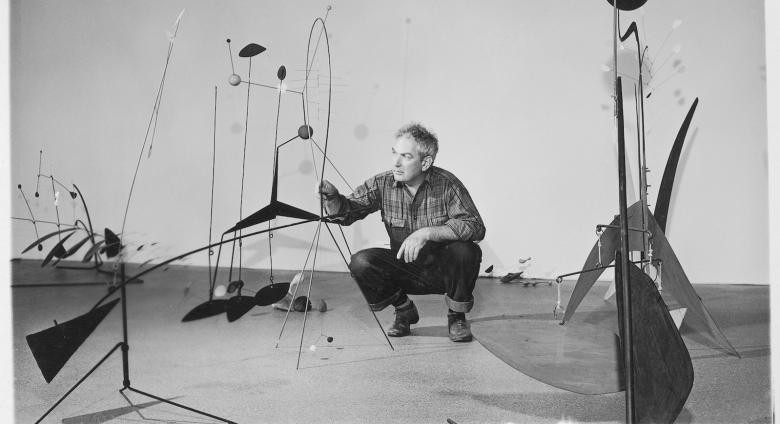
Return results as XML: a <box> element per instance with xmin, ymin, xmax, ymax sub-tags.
<box><xmin>614</xmin><ymin>77</ymin><xmax>636</xmax><ymax>424</ymax></box>
<box><xmin>26</xmin><ymin>298</ymin><xmax>121</xmax><ymax>383</ymax></box>
<box><xmin>654</xmin><ymin>98</ymin><xmax>699</xmax><ymax>232</ymax></box>
<box><xmin>615</xmin><ymin>258</ymin><xmax>694</xmax><ymax>423</ymax></box>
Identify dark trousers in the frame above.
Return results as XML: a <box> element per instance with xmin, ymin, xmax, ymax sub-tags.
<box><xmin>348</xmin><ymin>241</ymin><xmax>482</xmax><ymax>313</ymax></box>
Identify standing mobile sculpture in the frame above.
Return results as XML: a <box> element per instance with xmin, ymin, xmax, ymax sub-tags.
<box><xmin>175</xmin><ymin>7</ymin><xmax>394</xmax><ymax>369</ymax></box>
<box><xmin>550</xmin><ymin>0</ymin><xmax>713</xmax><ymax>422</ymax></box>
<box><xmin>23</xmin><ymin>10</ymin><xmax>237</xmax><ymax>424</ymax></box>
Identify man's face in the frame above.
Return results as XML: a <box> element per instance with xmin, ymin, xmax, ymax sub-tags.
<box><xmin>392</xmin><ymin>135</ymin><xmax>431</xmax><ymax>184</ymax></box>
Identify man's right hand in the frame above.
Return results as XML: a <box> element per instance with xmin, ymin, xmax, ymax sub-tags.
<box><xmin>317</xmin><ymin>179</ymin><xmax>339</xmax><ymax>200</ymax></box>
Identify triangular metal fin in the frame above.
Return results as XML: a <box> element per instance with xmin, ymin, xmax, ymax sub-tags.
<box><xmin>25</xmin><ymin>298</ymin><xmax>121</xmax><ymax>383</ymax></box>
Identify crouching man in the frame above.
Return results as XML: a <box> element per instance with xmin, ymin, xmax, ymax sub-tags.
<box><xmin>319</xmin><ymin>123</ymin><xmax>485</xmax><ymax>342</ymax></box>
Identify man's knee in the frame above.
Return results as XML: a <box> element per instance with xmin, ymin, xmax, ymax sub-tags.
<box><xmin>444</xmin><ymin>241</ymin><xmax>482</xmax><ymax>264</ymax></box>
<box><xmin>349</xmin><ymin>249</ymin><xmax>380</xmax><ymax>275</ymax></box>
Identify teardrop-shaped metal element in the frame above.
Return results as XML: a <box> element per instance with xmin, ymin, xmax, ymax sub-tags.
<box><xmin>255</xmin><ymin>282</ymin><xmax>290</xmax><ymax>306</ymax></box>
<box><xmin>238</xmin><ymin>43</ymin><xmax>266</xmax><ymax>58</ymax></box>
<box><xmin>104</xmin><ymin>228</ymin><xmax>121</xmax><ymax>258</ymax></box>
<box><xmin>226</xmin><ymin>295</ymin><xmax>256</xmax><ymax>322</ymax></box>
<box><xmin>277</xmin><ymin>65</ymin><xmax>287</xmax><ymax>81</ymax></box>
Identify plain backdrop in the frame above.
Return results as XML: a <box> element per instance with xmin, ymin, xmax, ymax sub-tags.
<box><xmin>2</xmin><ymin>1</ymin><xmax>779</xmax><ymax>422</ymax></box>
<box><xmin>7</xmin><ymin>0</ymin><xmax>770</xmax><ymax>286</ymax></box>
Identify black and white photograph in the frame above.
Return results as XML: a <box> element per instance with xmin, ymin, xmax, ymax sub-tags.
<box><xmin>2</xmin><ymin>1</ymin><xmax>778</xmax><ymax>423</ymax></box>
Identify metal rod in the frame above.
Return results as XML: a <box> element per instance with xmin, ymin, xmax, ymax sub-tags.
<box><xmin>615</xmin><ymin>76</ymin><xmax>636</xmax><ymax>424</ymax></box>
<box><xmin>34</xmin><ymin>343</ymin><xmax>123</xmax><ymax>424</ymax></box>
<box><xmin>120</xmin><ymin>262</ymin><xmax>130</xmax><ymax>389</ymax></box>
<box><xmin>322</xmin><ymin>222</ymin><xmax>393</xmax><ymax>350</ymax></box>
<box><xmin>124</xmin><ymin>386</ymin><xmax>237</xmax><ymax>424</ymax></box>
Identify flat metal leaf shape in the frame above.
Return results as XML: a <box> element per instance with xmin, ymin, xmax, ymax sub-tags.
<box><xmin>42</xmin><ymin>233</ymin><xmax>76</xmax><ymax>267</ymax></box>
<box><xmin>64</xmin><ymin>234</ymin><xmax>95</xmax><ymax>258</ymax></box>
<box><xmin>226</xmin><ymin>296</ymin><xmax>256</xmax><ymax>322</ymax></box>
<box><xmin>22</xmin><ymin>227</ymin><xmax>79</xmax><ymax>254</ymax></box>
<box><xmin>82</xmin><ymin>240</ymin><xmax>106</xmax><ymax>263</ymax></box>
<box><xmin>103</xmin><ymin>228</ymin><xmax>121</xmax><ymax>258</ymax></box>
<box><xmin>238</xmin><ymin>43</ymin><xmax>266</xmax><ymax>58</ymax></box>
<box><xmin>255</xmin><ymin>282</ymin><xmax>290</xmax><ymax>306</ymax></box>
<box><xmin>182</xmin><ymin>299</ymin><xmax>228</xmax><ymax>322</ymax></box>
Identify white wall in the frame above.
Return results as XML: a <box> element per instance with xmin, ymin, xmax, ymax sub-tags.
<box><xmin>9</xmin><ymin>0</ymin><xmax>769</xmax><ymax>284</ymax></box>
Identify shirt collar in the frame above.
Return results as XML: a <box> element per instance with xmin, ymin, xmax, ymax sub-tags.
<box><xmin>393</xmin><ymin>168</ymin><xmax>433</xmax><ymax>189</ymax></box>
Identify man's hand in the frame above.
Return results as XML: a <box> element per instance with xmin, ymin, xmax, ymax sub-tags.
<box><xmin>397</xmin><ymin>228</ymin><xmax>430</xmax><ymax>263</ymax></box>
<box><xmin>317</xmin><ymin>179</ymin><xmax>339</xmax><ymax>200</ymax></box>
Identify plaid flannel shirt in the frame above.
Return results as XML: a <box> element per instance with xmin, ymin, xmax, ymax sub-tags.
<box><xmin>329</xmin><ymin>166</ymin><xmax>485</xmax><ymax>250</ymax></box>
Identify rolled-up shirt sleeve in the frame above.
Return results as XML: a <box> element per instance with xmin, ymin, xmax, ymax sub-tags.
<box><xmin>444</xmin><ymin>183</ymin><xmax>485</xmax><ymax>241</ymax></box>
<box><xmin>326</xmin><ymin>176</ymin><xmax>381</xmax><ymax>226</ymax></box>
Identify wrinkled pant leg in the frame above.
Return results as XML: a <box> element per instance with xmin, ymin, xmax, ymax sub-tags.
<box><xmin>434</xmin><ymin>241</ymin><xmax>482</xmax><ymax>313</ymax></box>
<box><xmin>349</xmin><ymin>248</ymin><xmax>420</xmax><ymax>311</ymax></box>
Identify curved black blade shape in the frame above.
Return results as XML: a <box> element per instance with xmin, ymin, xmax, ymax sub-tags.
<box><xmin>606</xmin><ymin>0</ymin><xmax>647</xmax><ymax>11</ymax></box>
<box><xmin>42</xmin><ymin>232</ymin><xmax>75</xmax><ymax>267</ymax></box>
<box><xmin>182</xmin><ymin>299</ymin><xmax>228</xmax><ymax>322</ymax></box>
<box><xmin>82</xmin><ymin>240</ymin><xmax>106</xmax><ymax>263</ymax></box>
<box><xmin>615</xmin><ymin>257</ymin><xmax>694</xmax><ymax>423</ymax></box>
<box><xmin>26</xmin><ymin>298</ymin><xmax>120</xmax><ymax>383</ymax></box>
<box><xmin>104</xmin><ymin>228</ymin><xmax>121</xmax><ymax>258</ymax></box>
<box><xmin>654</xmin><ymin>98</ymin><xmax>698</xmax><ymax>233</ymax></box>
<box><xmin>238</xmin><ymin>43</ymin><xmax>266</xmax><ymax>57</ymax></box>
<box><xmin>64</xmin><ymin>234</ymin><xmax>95</xmax><ymax>258</ymax></box>
<box><xmin>226</xmin><ymin>296</ymin><xmax>256</xmax><ymax>322</ymax></box>
<box><xmin>255</xmin><ymin>282</ymin><xmax>290</xmax><ymax>306</ymax></box>
<box><xmin>22</xmin><ymin>227</ymin><xmax>79</xmax><ymax>254</ymax></box>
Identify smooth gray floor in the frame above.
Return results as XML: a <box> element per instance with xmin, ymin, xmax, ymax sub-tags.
<box><xmin>11</xmin><ymin>260</ymin><xmax>771</xmax><ymax>423</ymax></box>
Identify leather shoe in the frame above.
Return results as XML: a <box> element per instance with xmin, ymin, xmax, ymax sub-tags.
<box><xmin>387</xmin><ymin>301</ymin><xmax>419</xmax><ymax>337</ymax></box>
<box><xmin>448</xmin><ymin>312</ymin><xmax>473</xmax><ymax>342</ymax></box>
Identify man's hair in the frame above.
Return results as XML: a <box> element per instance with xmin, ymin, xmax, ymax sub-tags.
<box><xmin>396</xmin><ymin>122</ymin><xmax>438</xmax><ymax>161</ymax></box>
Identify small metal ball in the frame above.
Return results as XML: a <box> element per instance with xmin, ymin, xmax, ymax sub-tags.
<box><xmin>228</xmin><ymin>74</ymin><xmax>241</xmax><ymax>86</ymax></box>
<box><xmin>327</xmin><ymin>336</ymin><xmax>333</xmax><ymax>343</ymax></box>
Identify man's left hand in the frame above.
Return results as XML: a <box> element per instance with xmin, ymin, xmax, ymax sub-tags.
<box><xmin>397</xmin><ymin>229</ymin><xmax>429</xmax><ymax>263</ymax></box>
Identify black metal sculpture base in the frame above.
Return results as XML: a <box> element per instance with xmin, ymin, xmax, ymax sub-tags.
<box><xmin>30</xmin><ymin>263</ymin><xmax>235</xmax><ymax>424</ymax></box>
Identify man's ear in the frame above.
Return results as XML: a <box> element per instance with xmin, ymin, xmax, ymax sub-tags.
<box><xmin>421</xmin><ymin>156</ymin><xmax>433</xmax><ymax>171</ymax></box>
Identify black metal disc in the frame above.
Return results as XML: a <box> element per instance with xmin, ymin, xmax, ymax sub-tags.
<box><xmin>226</xmin><ymin>296</ymin><xmax>256</xmax><ymax>322</ymax></box>
<box><xmin>238</xmin><ymin>43</ymin><xmax>266</xmax><ymax>58</ymax></box>
<box><xmin>606</xmin><ymin>0</ymin><xmax>647</xmax><ymax>11</ymax></box>
<box><xmin>255</xmin><ymin>282</ymin><xmax>290</xmax><ymax>306</ymax></box>
<box><xmin>182</xmin><ymin>299</ymin><xmax>228</xmax><ymax>322</ymax></box>
<box><xmin>277</xmin><ymin>65</ymin><xmax>287</xmax><ymax>81</ymax></box>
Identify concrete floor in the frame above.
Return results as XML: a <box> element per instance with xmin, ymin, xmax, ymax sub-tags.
<box><xmin>10</xmin><ymin>260</ymin><xmax>771</xmax><ymax>423</ymax></box>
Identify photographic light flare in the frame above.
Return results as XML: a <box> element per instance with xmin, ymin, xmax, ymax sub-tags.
<box><xmin>214</xmin><ymin>285</ymin><xmax>227</xmax><ymax>297</ymax></box>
